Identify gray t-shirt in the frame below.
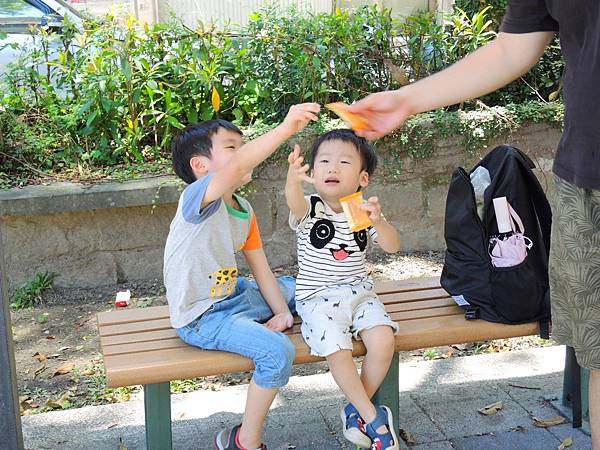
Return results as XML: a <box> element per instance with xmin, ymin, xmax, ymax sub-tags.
<box><xmin>163</xmin><ymin>174</ymin><xmax>261</xmax><ymax>328</ymax></box>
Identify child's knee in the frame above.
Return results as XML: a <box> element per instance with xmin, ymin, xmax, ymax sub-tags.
<box><xmin>257</xmin><ymin>336</ymin><xmax>295</xmax><ymax>380</ymax></box>
<box><xmin>367</xmin><ymin>327</ymin><xmax>395</xmax><ymax>356</ymax></box>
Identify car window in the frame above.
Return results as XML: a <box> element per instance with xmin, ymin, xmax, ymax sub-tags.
<box><xmin>0</xmin><ymin>1</ymin><xmax>45</xmax><ymax>19</ymax></box>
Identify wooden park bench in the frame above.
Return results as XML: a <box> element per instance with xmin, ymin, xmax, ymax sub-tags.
<box><xmin>97</xmin><ymin>277</ymin><xmax>540</xmax><ymax>450</ymax></box>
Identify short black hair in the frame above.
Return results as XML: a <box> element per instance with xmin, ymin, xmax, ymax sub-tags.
<box><xmin>309</xmin><ymin>129</ymin><xmax>378</xmax><ymax>175</ymax></box>
<box><xmin>171</xmin><ymin>119</ymin><xmax>243</xmax><ymax>184</ymax></box>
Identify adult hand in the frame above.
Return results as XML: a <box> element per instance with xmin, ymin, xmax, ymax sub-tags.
<box><xmin>348</xmin><ymin>90</ymin><xmax>412</xmax><ymax>140</ymax></box>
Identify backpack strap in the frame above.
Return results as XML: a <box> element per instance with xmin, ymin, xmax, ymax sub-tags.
<box><xmin>538</xmin><ymin>319</ymin><xmax>550</xmax><ymax>339</ymax></box>
<box><xmin>464</xmin><ymin>306</ymin><xmax>479</xmax><ymax>320</ymax></box>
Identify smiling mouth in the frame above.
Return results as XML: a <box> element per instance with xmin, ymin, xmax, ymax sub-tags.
<box><xmin>330</xmin><ymin>248</ymin><xmax>353</xmax><ymax>260</ymax></box>
<box><xmin>325</xmin><ymin>178</ymin><xmax>340</xmax><ymax>184</ymax></box>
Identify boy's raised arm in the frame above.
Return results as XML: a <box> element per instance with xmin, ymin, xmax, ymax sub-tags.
<box><xmin>285</xmin><ymin>145</ymin><xmax>312</xmax><ymax>220</ymax></box>
<box><xmin>203</xmin><ymin>103</ymin><xmax>320</xmax><ymax>205</ymax></box>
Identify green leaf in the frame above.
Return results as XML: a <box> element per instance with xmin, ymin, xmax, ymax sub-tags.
<box><xmin>166</xmin><ymin>116</ymin><xmax>184</xmax><ymax>129</ymax></box>
<box><xmin>120</xmin><ymin>57</ymin><xmax>132</xmax><ymax>82</ymax></box>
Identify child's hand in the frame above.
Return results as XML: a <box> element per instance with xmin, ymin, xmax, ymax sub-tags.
<box><xmin>282</xmin><ymin>103</ymin><xmax>321</xmax><ymax>134</ymax></box>
<box><xmin>265</xmin><ymin>312</ymin><xmax>294</xmax><ymax>332</ymax></box>
<box><xmin>287</xmin><ymin>144</ymin><xmax>314</xmax><ymax>186</ymax></box>
<box><xmin>360</xmin><ymin>196</ymin><xmax>384</xmax><ymax>224</ymax></box>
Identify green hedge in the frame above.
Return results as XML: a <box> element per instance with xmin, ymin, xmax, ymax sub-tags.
<box><xmin>0</xmin><ymin>5</ymin><xmax>563</xmax><ymax>187</ymax></box>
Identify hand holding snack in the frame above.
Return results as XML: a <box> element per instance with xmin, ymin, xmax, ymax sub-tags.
<box><xmin>340</xmin><ymin>192</ymin><xmax>373</xmax><ymax>231</ymax></box>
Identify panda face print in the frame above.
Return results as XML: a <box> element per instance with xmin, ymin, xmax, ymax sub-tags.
<box><xmin>308</xmin><ymin>197</ymin><xmax>368</xmax><ymax>261</ymax></box>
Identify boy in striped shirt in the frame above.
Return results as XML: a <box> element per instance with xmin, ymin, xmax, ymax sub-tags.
<box><xmin>285</xmin><ymin>129</ymin><xmax>401</xmax><ymax>450</ymax></box>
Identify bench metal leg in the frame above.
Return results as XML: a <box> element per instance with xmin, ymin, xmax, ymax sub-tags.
<box><xmin>144</xmin><ymin>382</ymin><xmax>172</xmax><ymax>450</ymax></box>
<box><xmin>562</xmin><ymin>346</ymin><xmax>590</xmax><ymax>429</ymax></box>
<box><xmin>372</xmin><ymin>352</ymin><xmax>400</xmax><ymax>432</ymax></box>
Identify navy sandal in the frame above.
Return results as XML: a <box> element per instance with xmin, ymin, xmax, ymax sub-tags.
<box><xmin>364</xmin><ymin>405</ymin><xmax>399</xmax><ymax>450</ymax></box>
<box><xmin>340</xmin><ymin>403</ymin><xmax>372</xmax><ymax>449</ymax></box>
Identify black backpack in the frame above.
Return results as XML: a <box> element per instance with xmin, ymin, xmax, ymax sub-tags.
<box><xmin>440</xmin><ymin>145</ymin><xmax>551</xmax><ymax>337</ymax></box>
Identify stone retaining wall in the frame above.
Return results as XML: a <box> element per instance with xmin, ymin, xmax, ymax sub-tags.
<box><xmin>0</xmin><ymin>123</ymin><xmax>560</xmax><ymax>290</ymax></box>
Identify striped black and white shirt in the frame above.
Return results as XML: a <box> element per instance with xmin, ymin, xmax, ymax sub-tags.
<box><xmin>290</xmin><ymin>194</ymin><xmax>378</xmax><ymax>301</ymax></box>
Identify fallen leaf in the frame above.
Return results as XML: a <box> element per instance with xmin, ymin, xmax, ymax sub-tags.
<box><xmin>533</xmin><ymin>415</ymin><xmax>566</xmax><ymax>428</ymax></box>
<box><xmin>107</xmin><ymin>423</ymin><xmax>119</xmax><ymax>429</ymax></box>
<box><xmin>52</xmin><ymin>362</ymin><xmax>75</xmax><ymax>377</ymax></box>
<box><xmin>33</xmin><ymin>352</ymin><xmax>47</xmax><ymax>362</ymax></box>
<box><xmin>510</xmin><ymin>425</ymin><xmax>527</xmax><ymax>432</ymax></box>
<box><xmin>19</xmin><ymin>396</ymin><xmax>33</xmax><ymax>415</ymax></box>
<box><xmin>81</xmin><ymin>368</ymin><xmax>96</xmax><ymax>376</ymax></box>
<box><xmin>34</xmin><ymin>364</ymin><xmax>47</xmax><ymax>379</ymax></box>
<box><xmin>478</xmin><ymin>401</ymin><xmax>503</xmax><ymax>415</ymax></box>
<box><xmin>558</xmin><ymin>437</ymin><xmax>573</xmax><ymax>449</ymax></box>
<box><xmin>58</xmin><ymin>346</ymin><xmax>70</xmax><ymax>352</ymax></box>
<box><xmin>399</xmin><ymin>428</ymin><xmax>417</xmax><ymax>445</ymax></box>
<box><xmin>45</xmin><ymin>393</ymin><xmax>71</xmax><ymax>409</ymax></box>
<box><xmin>45</xmin><ymin>335</ymin><xmax>56</xmax><ymax>340</ymax></box>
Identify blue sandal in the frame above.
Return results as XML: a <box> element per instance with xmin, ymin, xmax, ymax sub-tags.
<box><xmin>365</xmin><ymin>405</ymin><xmax>399</xmax><ymax>450</ymax></box>
<box><xmin>340</xmin><ymin>403</ymin><xmax>372</xmax><ymax>449</ymax></box>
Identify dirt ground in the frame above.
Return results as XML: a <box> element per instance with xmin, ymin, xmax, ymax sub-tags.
<box><xmin>10</xmin><ymin>251</ymin><xmax>553</xmax><ymax>415</ymax></box>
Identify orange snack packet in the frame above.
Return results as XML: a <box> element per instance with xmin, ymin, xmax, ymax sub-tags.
<box><xmin>340</xmin><ymin>191</ymin><xmax>372</xmax><ymax>232</ymax></box>
<box><xmin>325</xmin><ymin>102</ymin><xmax>369</xmax><ymax>131</ymax></box>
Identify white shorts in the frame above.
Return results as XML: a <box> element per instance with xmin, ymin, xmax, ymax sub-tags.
<box><xmin>296</xmin><ymin>283</ymin><xmax>399</xmax><ymax>357</ymax></box>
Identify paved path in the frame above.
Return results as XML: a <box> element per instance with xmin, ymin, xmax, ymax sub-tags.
<box><xmin>22</xmin><ymin>345</ymin><xmax>591</xmax><ymax>449</ymax></box>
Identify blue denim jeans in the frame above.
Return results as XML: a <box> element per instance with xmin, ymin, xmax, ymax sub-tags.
<box><xmin>176</xmin><ymin>276</ymin><xmax>297</xmax><ymax>389</ymax></box>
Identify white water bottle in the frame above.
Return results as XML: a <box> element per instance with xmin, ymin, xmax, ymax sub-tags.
<box><xmin>493</xmin><ymin>197</ymin><xmax>512</xmax><ymax>234</ymax></box>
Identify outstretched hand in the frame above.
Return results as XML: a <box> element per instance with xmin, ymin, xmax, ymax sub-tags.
<box><xmin>348</xmin><ymin>91</ymin><xmax>411</xmax><ymax>140</ymax></box>
<box><xmin>287</xmin><ymin>144</ymin><xmax>314</xmax><ymax>186</ymax></box>
<box><xmin>282</xmin><ymin>103</ymin><xmax>321</xmax><ymax>134</ymax></box>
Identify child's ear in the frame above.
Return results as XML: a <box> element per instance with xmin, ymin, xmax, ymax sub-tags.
<box><xmin>359</xmin><ymin>170</ymin><xmax>369</xmax><ymax>188</ymax></box>
<box><xmin>190</xmin><ymin>156</ymin><xmax>209</xmax><ymax>177</ymax></box>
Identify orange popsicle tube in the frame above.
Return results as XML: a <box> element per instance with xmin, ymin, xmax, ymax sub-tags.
<box><xmin>340</xmin><ymin>192</ymin><xmax>372</xmax><ymax>232</ymax></box>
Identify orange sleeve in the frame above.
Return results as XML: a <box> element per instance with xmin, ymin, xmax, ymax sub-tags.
<box><xmin>242</xmin><ymin>214</ymin><xmax>263</xmax><ymax>250</ymax></box>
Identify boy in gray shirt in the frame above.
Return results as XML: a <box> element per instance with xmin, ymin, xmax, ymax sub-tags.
<box><xmin>164</xmin><ymin>103</ymin><xmax>320</xmax><ymax>450</ymax></box>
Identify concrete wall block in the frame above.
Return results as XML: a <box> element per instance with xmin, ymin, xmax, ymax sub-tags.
<box><xmin>112</xmin><ymin>246</ymin><xmax>165</xmax><ymax>283</ymax></box>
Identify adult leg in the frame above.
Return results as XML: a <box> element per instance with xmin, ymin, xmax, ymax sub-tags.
<box><xmin>359</xmin><ymin>325</ymin><xmax>395</xmax><ymax>398</ymax></box>
<box><xmin>591</xmin><ymin>369</ymin><xmax>600</xmax><ymax>450</ymax></box>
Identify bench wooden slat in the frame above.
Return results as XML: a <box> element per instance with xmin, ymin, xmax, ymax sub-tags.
<box><xmin>96</xmin><ymin>278</ymin><xmax>443</xmax><ymax>327</ymax></box>
<box><xmin>102</xmin><ymin>313</ymin><xmax>539</xmax><ymax>387</ymax></box>
<box><xmin>99</xmin><ymin>299</ymin><xmax>461</xmax><ymax>351</ymax></box>
<box><xmin>97</xmin><ymin>288</ymin><xmax>452</xmax><ymax>340</ymax></box>
<box><xmin>101</xmin><ymin>328</ymin><xmax>179</xmax><ymax>347</ymax></box>
<box><xmin>100</xmin><ymin>317</ymin><xmax>172</xmax><ymax>337</ymax></box>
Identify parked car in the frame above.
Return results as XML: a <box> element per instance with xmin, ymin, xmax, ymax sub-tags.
<box><xmin>0</xmin><ymin>0</ymin><xmax>84</xmax><ymax>73</ymax></box>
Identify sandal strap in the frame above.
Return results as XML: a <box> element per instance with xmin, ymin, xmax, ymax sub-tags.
<box><xmin>344</xmin><ymin>403</ymin><xmax>359</xmax><ymax>418</ymax></box>
<box><xmin>365</xmin><ymin>406</ymin><xmax>389</xmax><ymax>434</ymax></box>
